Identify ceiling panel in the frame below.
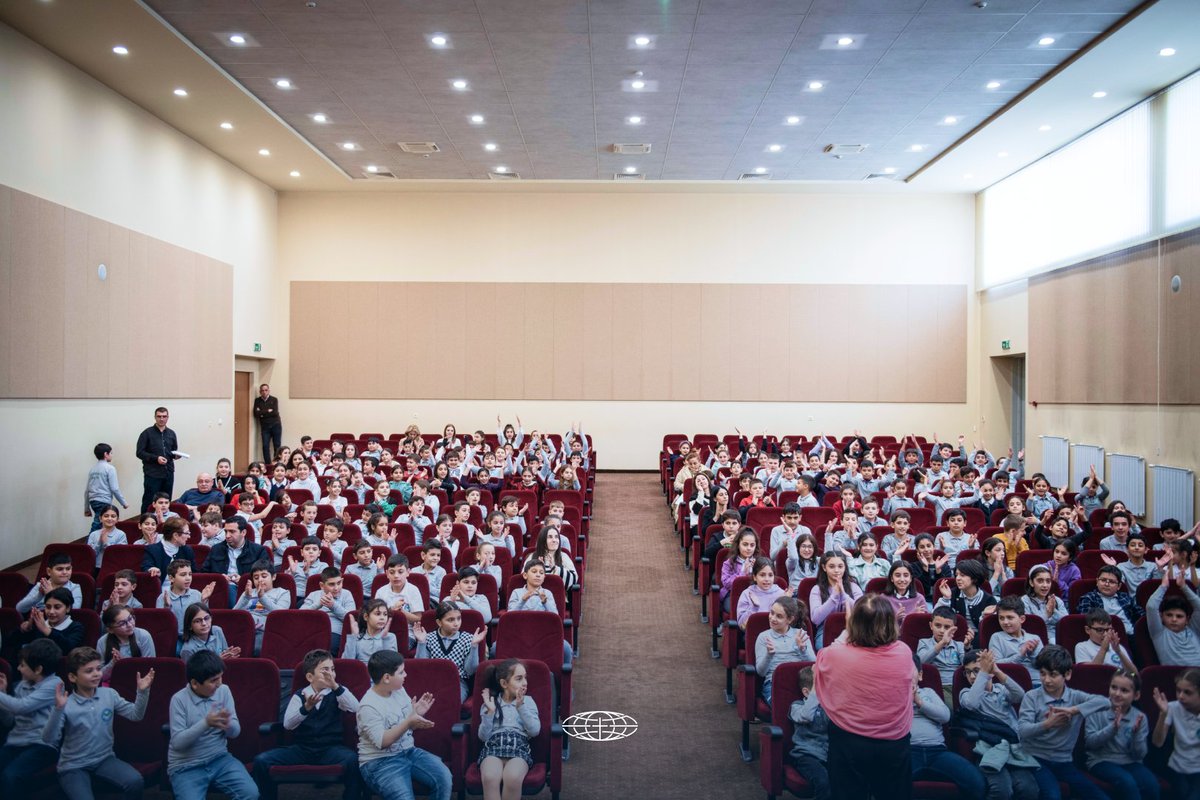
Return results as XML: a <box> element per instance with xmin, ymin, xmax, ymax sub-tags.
<box><xmin>125</xmin><ymin>0</ymin><xmax>1150</xmax><ymax>182</ymax></box>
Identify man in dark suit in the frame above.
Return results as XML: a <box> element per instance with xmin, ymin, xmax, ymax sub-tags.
<box><xmin>253</xmin><ymin>383</ymin><xmax>283</xmax><ymax>463</ymax></box>
<box><xmin>141</xmin><ymin>517</ymin><xmax>196</xmax><ymax>577</ymax></box>
<box><xmin>203</xmin><ymin>517</ymin><xmax>270</xmax><ymax>579</ymax></box>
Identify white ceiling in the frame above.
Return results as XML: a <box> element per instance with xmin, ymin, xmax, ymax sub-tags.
<box><xmin>139</xmin><ymin>0</ymin><xmax>1147</xmax><ymax>182</ymax></box>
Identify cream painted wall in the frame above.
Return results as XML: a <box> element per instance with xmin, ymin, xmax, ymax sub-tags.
<box><xmin>0</xmin><ymin>24</ymin><xmax>277</xmax><ymax>567</ymax></box>
<box><xmin>275</xmin><ymin>190</ymin><xmax>979</xmax><ymax>469</ymax></box>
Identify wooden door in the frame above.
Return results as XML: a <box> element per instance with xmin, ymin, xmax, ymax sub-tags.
<box><xmin>234</xmin><ymin>371</ymin><xmax>252</xmax><ymax>469</ymax></box>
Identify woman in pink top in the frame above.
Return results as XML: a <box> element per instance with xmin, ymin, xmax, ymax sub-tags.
<box><xmin>814</xmin><ymin>593</ymin><xmax>915</xmax><ymax>800</ymax></box>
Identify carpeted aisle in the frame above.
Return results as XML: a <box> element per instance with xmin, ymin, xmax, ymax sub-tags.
<box><xmin>564</xmin><ymin>472</ymin><xmax>763</xmax><ymax>800</ymax></box>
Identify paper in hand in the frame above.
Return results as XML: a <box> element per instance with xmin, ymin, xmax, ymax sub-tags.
<box><xmin>172</xmin><ymin>451</ymin><xmax>191</xmax><ymax>459</ymax></box>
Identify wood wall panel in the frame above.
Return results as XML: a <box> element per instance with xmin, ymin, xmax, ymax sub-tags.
<box><xmin>1029</xmin><ymin>229</ymin><xmax>1200</xmax><ymax>405</ymax></box>
<box><xmin>0</xmin><ymin>185</ymin><xmax>235</xmax><ymax>400</ymax></box>
<box><xmin>290</xmin><ymin>280</ymin><xmax>969</xmax><ymax>402</ymax></box>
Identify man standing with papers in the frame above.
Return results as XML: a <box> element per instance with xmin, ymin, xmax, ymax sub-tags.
<box><xmin>137</xmin><ymin>406</ymin><xmax>181</xmax><ymax>512</ymax></box>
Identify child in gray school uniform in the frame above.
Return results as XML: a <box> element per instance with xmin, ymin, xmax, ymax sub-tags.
<box><xmin>0</xmin><ymin>640</ymin><xmax>63</xmax><ymax>791</ymax></box>
<box><xmin>957</xmin><ymin>649</ymin><xmax>1040</xmax><ymax>800</ymax></box>
<box><xmin>918</xmin><ymin>607</ymin><xmax>972</xmax><ymax>698</ymax></box>
<box><xmin>788</xmin><ymin>666</ymin><xmax>830</xmax><ymax>800</ymax></box>
<box><xmin>988</xmin><ymin>597</ymin><xmax>1045</xmax><ymax>687</ymax></box>
<box><xmin>300</xmin><ymin>567</ymin><xmax>358</xmax><ymax>653</ymax></box>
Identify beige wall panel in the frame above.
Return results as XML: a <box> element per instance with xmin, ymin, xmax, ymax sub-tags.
<box><xmin>34</xmin><ymin>199</ymin><xmax>66</xmax><ymax>398</ymax></box>
<box><xmin>726</xmin><ymin>285</ymin><xmax>761</xmax><ymax>401</ymax></box>
<box><xmin>403</xmin><ymin>284</ymin><xmax>440</xmax><ymax>399</ymax></box>
<box><xmin>669</xmin><ymin>284</ymin><xmax>703</xmax><ymax>401</ymax></box>
<box><xmin>1114</xmin><ymin>251</ymin><xmax>1156</xmax><ymax>404</ymax></box>
<box><xmin>888</xmin><ymin>287</ymin><xmax>919</xmax><ymax>402</ymax></box>
<box><xmin>935</xmin><ymin>285</ymin><xmax>967</xmax><ymax>403</ymax></box>
<box><xmin>700</xmin><ymin>284</ymin><xmax>733</xmax><ymax>401</ymax></box>
<box><xmin>610</xmin><ymin>284</ymin><xmax>643</xmax><ymax>401</ymax></box>
<box><xmin>105</xmin><ymin>227</ymin><xmax>132</xmax><ymax>397</ymax></box>
<box><xmin>552</xmin><ymin>283</ymin><xmax>585</xmax><ymax>400</ymax></box>
<box><xmin>178</xmin><ymin>250</ymin><xmax>206</xmax><ymax>398</ymax></box>
<box><xmin>340</xmin><ymin>283</ymin><xmax>378</xmax><ymax>398</ymax></box>
<box><xmin>84</xmin><ymin>216</ymin><xmax>114</xmax><ymax>398</ymax></box>
<box><xmin>289</xmin><ymin>282</ymin><xmax>322</xmax><ymax>398</ymax></box>
<box><xmin>640</xmin><ymin>284</ymin><xmax>673</xmax><ymax>400</ymax></box>
<box><xmin>376</xmin><ymin>282</ymin><xmax>409</xmax><ymax>400</ymax></box>
<box><xmin>820</xmin><ymin>285</ymin><xmax>855</xmax><ymax>402</ymax></box>
<box><xmin>1162</xmin><ymin>231</ymin><xmax>1200</xmax><ymax>404</ymax></box>
<box><xmin>434</xmin><ymin>284</ymin><xmax>468</xmax><ymax>399</ymax></box>
<box><xmin>62</xmin><ymin>208</ymin><xmax>89</xmax><ymax>397</ymax></box>
<box><xmin>157</xmin><ymin>240</ymin><xmax>187</xmax><ymax>399</ymax></box>
<box><xmin>125</xmin><ymin>233</ymin><xmax>155</xmax><ymax>398</ymax></box>
<box><xmin>7</xmin><ymin>191</ymin><xmax>39</xmax><ymax>396</ymax></box>
<box><xmin>492</xmin><ymin>283</ymin><xmax>526</xmax><ymax>399</ymax></box>
<box><xmin>787</xmin><ymin>285</ymin><xmax>815</xmax><ymax>399</ymax></box>
<box><xmin>463</xmin><ymin>283</ymin><xmax>497</xmax><ymax>399</ymax></box>
<box><xmin>522</xmin><ymin>284</ymin><xmax>556</xmax><ymax>399</ymax></box>
<box><xmin>581</xmin><ymin>283</ymin><xmax>614</xmax><ymax>401</ymax></box>
<box><xmin>0</xmin><ymin>186</ymin><xmax>10</xmax><ymax>395</ymax></box>
<box><xmin>759</xmin><ymin>285</ymin><xmax>791</xmax><ymax>402</ymax></box>
<box><xmin>200</xmin><ymin>258</ymin><xmax>232</xmax><ymax>398</ymax></box>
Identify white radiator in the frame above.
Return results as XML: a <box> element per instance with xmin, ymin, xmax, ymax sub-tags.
<box><xmin>1151</xmin><ymin>465</ymin><xmax>1195</xmax><ymax>528</ymax></box>
<box><xmin>1108</xmin><ymin>454</ymin><xmax>1146</xmax><ymax>517</ymax></box>
<box><xmin>1070</xmin><ymin>444</ymin><xmax>1105</xmax><ymax>492</ymax></box>
<box><xmin>1040</xmin><ymin>436</ymin><xmax>1070</xmax><ymax>488</ymax></box>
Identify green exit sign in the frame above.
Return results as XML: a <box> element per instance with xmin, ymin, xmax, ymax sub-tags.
<box><xmin>1001</xmin><ymin>339</ymin><xmax>1011</xmax><ymax>351</ymax></box>
<box><xmin>253</xmin><ymin>342</ymin><xmax>262</xmax><ymax>353</ymax></box>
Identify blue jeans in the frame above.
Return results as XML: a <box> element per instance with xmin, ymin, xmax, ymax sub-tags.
<box><xmin>89</xmin><ymin>501</ymin><xmax>111</xmax><ymax>532</ymax></box>
<box><xmin>1032</xmin><ymin>758</ymin><xmax>1108</xmax><ymax>800</ymax></box>
<box><xmin>358</xmin><ymin>748</ymin><xmax>452</xmax><ymax>800</ymax></box>
<box><xmin>911</xmin><ymin>744</ymin><xmax>986</xmax><ymax>800</ymax></box>
<box><xmin>0</xmin><ymin>744</ymin><xmax>58</xmax><ymax>795</ymax></box>
<box><xmin>58</xmin><ymin>755</ymin><xmax>144</xmax><ymax>800</ymax></box>
<box><xmin>169</xmin><ymin>752</ymin><xmax>259</xmax><ymax>800</ymax></box>
<box><xmin>1169</xmin><ymin>769</ymin><xmax>1200</xmax><ymax>800</ymax></box>
<box><xmin>253</xmin><ymin>744</ymin><xmax>359</xmax><ymax>800</ymax></box>
<box><xmin>1089</xmin><ymin>761</ymin><xmax>1160</xmax><ymax>800</ymax></box>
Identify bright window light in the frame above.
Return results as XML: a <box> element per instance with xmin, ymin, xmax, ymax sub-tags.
<box><xmin>1165</xmin><ymin>71</ymin><xmax>1200</xmax><ymax>230</ymax></box>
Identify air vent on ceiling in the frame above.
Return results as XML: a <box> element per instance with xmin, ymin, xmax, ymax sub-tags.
<box><xmin>488</xmin><ymin>170</ymin><xmax>520</xmax><ymax>180</ymax></box>
<box><xmin>360</xmin><ymin>168</ymin><xmax>397</xmax><ymax>179</ymax></box>
<box><xmin>613</xmin><ymin>172</ymin><xmax>645</xmax><ymax>181</ymax></box>
<box><xmin>739</xmin><ymin>172</ymin><xmax>771</xmax><ymax>181</ymax></box>
<box><xmin>823</xmin><ymin>144</ymin><xmax>867</xmax><ymax>156</ymax></box>
<box><xmin>612</xmin><ymin>143</ymin><xmax>652</xmax><ymax>155</ymax></box>
<box><xmin>397</xmin><ymin>142</ymin><xmax>440</xmax><ymax>154</ymax></box>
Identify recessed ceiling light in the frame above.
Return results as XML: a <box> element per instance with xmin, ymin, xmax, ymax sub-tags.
<box><xmin>627</xmin><ymin>115</ymin><xmax>643</xmax><ymax>125</ymax></box>
<box><xmin>1038</xmin><ymin>124</ymin><xmax>1052</xmax><ymax>132</ymax></box>
<box><xmin>341</xmin><ymin>142</ymin><xmax>358</xmax><ymax>150</ymax></box>
<box><xmin>624</xmin><ymin>166</ymin><xmax>637</xmax><ymax>173</ymax></box>
<box><xmin>1160</xmin><ymin>47</ymin><xmax>1176</xmax><ymax>57</ymax></box>
<box><xmin>229</xmin><ymin>34</ymin><xmax>246</xmax><ymax>45</ymax></box>
<box><xmin>312</xmin><ymin>113</ymin><xmax>328</xmax><ymax>123</ymax></box>
<box><xmin>258</xmin><ymin>148</ymin><xmax>270</xmax><ymax>156</ymax></box>
<box><xmin>883</xmin><ymin>167</ymin><xmax>896</xmax><ymax>174</ymax></box>
<box><xmin>470</xmin><ymin>114</ymin><xmax>485</xmax><ymax>124</ymax></box>
<box><xmin>634</xmin><ymin>35</ymin><xmax>651</xmax><ymax>46</ymax></box>
<box><xmin>495</xmin><ymin>165</ymin><xmax>509</xmax><ymax>173</ymax></box>
<box><xmin>631</xmin><ymin>79</ymin><xmax>646</xmax><ymax>89</ymax></box>
<box><xmin>1038</xmin><ymin>36</ymin><xmax>1056</xmax><ymax>46</ymax></box>
<box><xmin>767</xmin><ymin>144</ymin><xmax>783</xmax><ymax>153</ymax></box>
<box><xmin>785</xmin><ymin>115</ymin><xmax>801</xmax><ymax>125</ymax></box>
<box><xmin>219</xmin><ymin>121</ymin><xmax>233</xmax><ymax>130</ymax></box>
<box><xmin>275</xmin><ymin>78</ymin><xmax>292</xmax><ymax>89</ymax></box>
<box><xmin>807</xmin><ymin>81</ymin><xmax>824</xmax><ymax>90</ymax></box>
<box><xmin>289</xmin><ymin>170</ymin><xmax>301</xmax><ymax>177</ymax></box>
<box><xmin>366</xmin><ymin>165</ymin><xmax>380</xmax><ymax>173</ymax></box>
<box><xmin>483</xmin><ymin>143</ymin><xmax>498</xmax><ymax>152</ymax></box>
<box><xmin>837</xmin><ymin>37</ymin><xmax>853</xmax><ymax>46</ymax></box>
<box><xmin>112</xmin><ymin>45</ymin><xmax>129</xmax><ymax>55</ymax></box>
<box><xmin>430</xmin><ymin>35</ymin><xmax>447</xmax><ymax>47</ymax></box>
<box><xmin>943</xmin><ymin>116</ymin><xmax>958</xmax><ymax>124</ymax></box>
<box><xmin>986</xmin><ymin>80</ymin><xmax>1001</xmax><ymax>89</ymax></box>
<box><xmin>754</xmin><ymin>167</ymin><xmax>768</xmax><ymax>174</ymax></box>
<box><xmin>909</xmin><ymin>144</ymin><xmax>924</xmax><ymax>152</ymax></box>
<box><xmin>173</xmin><ymin>87</ymin><xmax>188</xmax><ymax>97</ymax></box>
<box><xmin>997</xmin><ymin>151</ymin><xmax>1009</xmax><ymax>158</ymax></box>
<box><xmin>1092</xmin><ymin>90</ymin><xmax>1107</xmax><ymax>98</ymax></box>
<box><xmin>451</xmin><ymin>79</ymin><xmax>468</xmax><ymax>90</ymax></box>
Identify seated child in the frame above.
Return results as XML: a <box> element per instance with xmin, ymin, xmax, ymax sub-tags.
<box><xmin>1044</xmin><ymin>541</ymin><xmax>1082</xmax><ymax>597</ymax></box>
<box><xmin>356</xmin><ymin>650</ymin><xmax>453</xmax><ymax>800</ymax></box>
<box><xmin>16</xmin><ymin>553</ymin><xmax>83</xmax><ymax>613</ymax></box>
<box><xmin>1017</xmin><ymin>646</ymin><xmax>1110</xmax><ymax>800</ymax></box>
<box><xmin>910</xmin><ymin>655</ymin><xmax>986</xmax><ymax>800</ymax></box>
<box><xmin>1022</xmin><ymin>566</ymin><xmax>1066</xmax><ymax>645</ymax></box>
<box><xmin>157</xmin><ymin>560</ymin><xmax>215</xmax><ymax>635</ymax></box>
<box><xmin>1084</xmin><ymin>670</ymin><xmax>1156</xmax><ymax>800</ymax></box>
<box><xmin>506</xmin><ymin>561</ymin><xmax>573</xmax><ymax>667</ymax></box>
<box><xmin>290</xmin><ymin>536</ymin><xmax>330</xmax><ymax>602</ymax></box>
<box><xmin>415</xmin><ymin>602</ymin><xmax>486</xmax><ymax>702</ymax></box>
<box><xmin>0</xmin><ymin>639</ymin><xmax>63</xmax><ymax>793</ymax></box>
<box><xmin>784</xmin><ymin>532</ymin><xmax>820</xmax><ymax>592</ymax></box>
<box><xmin>321</xmin><ymin>519</ymin><xmax>349</xmax><ymax>570</ymax></box>
<box><xmin>911</xmin><ymin>534</ymin><xmax>952</xmax><ymax>605</ymax></box>
<box><xmin>934</xmin><ymin>559</ymin><xmax>997</xmax><ymax>632</ymax></box>
<box><xmin>1073</xmin><ymin>609</ymin><xmax>1137</xmax><ymax>672</ymax></box>
<box><xmin>480</xmin><ymin>512</ymin><xmax>517</xmax><ymax>557</ymax></box>
<box><xmin>102</xmin><ymin>569</ymin><xmax>143</xmax><ymax>611</ymax></box>
<box><xmin>1151</xmin><ymin>668</ymin><xmax>1200</xmax><ymax>800</ymax></box>
<box><xmin>1114</xmin><ymin>534</ymin><xmax>1156</xmax><ymax>594</ymax></box>
<box><xmin>847</xmin><ymin>534</ymin><xmax>890</xmax><ymax>587</ymax></box>
<box><xmin>180</xmin><ymin>603</ymin><xmax>240</xmax><ymax>661</ymax></box>
<box><xmin>988</xmin><ymin>596</ymin><xmax>1045</xmax><ymax>686</ymax></box>
<box><xmin>957</xmin><ymin>649</ymin><xmax>1039</xmax><ymax>800</ymax></box>
<box><xmin>768</xmin><ymin>504</ymin><xmax>811</xmax><ymax>560</ymax></box>
<box><xmin>395</xmin><ymin>498</ymin><xmax>432</xmax><ymax>545</ymax></box>
<box><xmin>344</xmin><ymin>540</ymin><xmax>385</xmax><ymax>601</ymax></box>
<box><xmin>737</xmin><ymin>557</ymin><xmax>786</xmax><ymax>629</ymax></box>
<box><xmin>1076</xmin><ymin>565</ymin><xmax>1142</xmax><ymax>635</ymax></box>
<box><xmin>252</xmin><ymin>649</ymin><xmax>360</xmax><ymax>800</ymax></box>
<box><xmin>1146</xmin><ymin>571</ymin><xmax>1200</xmax><ymax>666</ymax></box>
<box><xmin>44</xmin><ymin>645</ymin><xmax>154</xmax><ymax>799</ymax></box>
<box><xmin>788</xmin><ymin>666</ymin><xmax>830</xmax><ymax>800</ymax></box>
<box><xmin>411</xmin><ymin>541</ymin><xmax>447</xmax><ymax>605</ymax></box>
<box><xmin>301</xmin><ymin>567</ymin><xmax>357</xmax><ymax>654</ymax></box>
<box><xmin>97</xmin><ymin>604</ymin><xmax>156</xmax><ymax>681</ymax></box>
<box><xmin>477</xmin><ymin>659</ymin><xmax>541</xmax><ymax>800</ymax></box>
<box><xmin>374</xmin><ymin>555</ymin><xmax>424</xmax><ymax>649</ymax></box>
<box><xmin>86</xmin><ymin>505</ymin><xmax>127</xmax><ymax>568</ymax></box>
<box><xmin>233</xmin><ymin>561</ymin><xmax>290</xmax><ymax>655</ymax></box>
<box><xmin>342</xmin><ymin>599</ymin><xmax>399</xmax><ymax>664</ymax></box>
<box><xmin>444</xmin><ymin>567</ymin><xmax>493</xmax><ymax>625</ymax></box>
<box><xmin>754</xmin><ymin>597</ymin><xmax>814</xmax><ymax>706</ymax></box>
<box><xmin>167</xmin><ymin>650</ymin><xmax>258</xmax><ymax>800</ymax></box>
<box><xmin>473</xmin><ymin>542</ymin><xmax>504</xmax><ymax>587</ymax></box>
<box><xmin>918</xmin><ymin>607</ymin><xmax>973</xmax><ymax>692</ymax></box>
<box><xmin>18</xmin><ymin>587</ymin><xmax>83</xmax><ymax>652</ymax></box>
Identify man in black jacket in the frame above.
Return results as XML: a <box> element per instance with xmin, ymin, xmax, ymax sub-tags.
<box><xmin>254</xmin><ymin>383</ymin><xmax>283</xmax><ymax>463</ymax></box>
<box><xmin>136</xmin><ymin>406</ymin><xmax>180</xmax><ymax>512</ymax></box>
<box><xmin>203</xmin><ymin>517</ymin><xmax>271</xmax><ymax>581</ymax></box>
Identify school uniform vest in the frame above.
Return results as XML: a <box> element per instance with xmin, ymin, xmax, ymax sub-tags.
<box><xmin>292</xmin><ymin>687</ymin><xmax>347</xmax><ymax>749</ymax></box>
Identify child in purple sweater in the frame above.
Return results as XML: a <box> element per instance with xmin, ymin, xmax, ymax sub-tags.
<box><xmin>737</xmin><ymin>557</ymin><xmax>787</xmax><ymax>628</ymax></box>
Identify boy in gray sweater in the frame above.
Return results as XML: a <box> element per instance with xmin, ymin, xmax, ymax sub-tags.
<box><xmin>42</xmin><ymin>646</ymin><xmax>154</xmax><ymax>799</ymax></box>
<box><xmin>1146</xmin><ymin>571</ymin><xmax>1200</xmax><ymax>666</ymax></box>
<box><xmin>788</xmin><ymin>666</ymin><xmax>830</xmax><ymax>800</ymax></box>
<box><xmin>958</xmin><ymin>649</ymin><xmax>1039</xmax><ymax>800</ymax></box>
<box><xmin>0</xmin><ymin>639</ymin><xmax>63</xmax><ymax>793</ymax></box>
<box><xmin>1017</xmin><ymin>646</ymin><xmax>1109</xmax><ymax>800</ymax></box>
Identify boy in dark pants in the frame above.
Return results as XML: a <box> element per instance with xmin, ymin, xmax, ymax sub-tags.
<box><xmin>252</xmin><ymin>649</ymin><xmax>360</xmax><ymax>800</ymax></box>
